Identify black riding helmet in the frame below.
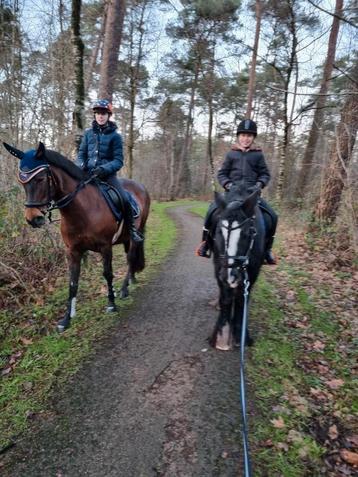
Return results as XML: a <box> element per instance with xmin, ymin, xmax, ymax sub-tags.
<box><xmin>236</xmin><ymin>119</ymin><xmax>257</xmax><ymax>137</ymax></box>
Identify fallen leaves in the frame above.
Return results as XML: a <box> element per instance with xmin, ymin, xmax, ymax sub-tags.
<box><xmin>328</xmin><ymin>424</ymin><xmax>339</xmax><ymax>440</ymax></box>
<box><xmin>1</xmin><ymin>350</ymin><xmax>23</xmax><ymax>376</ymax></box>
<box><xmin>271</xmin><ymin>416</ymin><xmax>286</xmax><ymax>429</ymax></box>
<box><xmin>325</xmin><ymin>378</ymin><xmax>345</xmax><ymax>390</ymax></box>
<box><xmin>340</xmin><ymin>450</ymin><xmax>358</xmax><ymax>466</ymax></box>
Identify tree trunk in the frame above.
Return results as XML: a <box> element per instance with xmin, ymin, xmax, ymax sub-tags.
<box><xmin>99</xmin><ymin>0</ymin><xmax>126</xmax><ymax>101</ymax></box>
<box><xmin>176</xmin><ymin>60</ymin><xmax>200</xmax><ymax>197</ymax></box>
<box><xmin>127</xmin><ymin>0</ymin><xmax>147</xmax><ymax>179</ymax></box>
<box><xmin>71</xmin><ymin>0</ymin><xmax>85</xmax><ymax>150</ymax></box>
<box><xmin>85</xmin><ymin>4</ymin><xmax>107</xmax><ymax>93</ymax></box>
<box><xmin>168</xmin><ymin>132</ymin><xmax>176</xmax><ymax>201</ymax></box>
<box><xmin>296</xmin><ymin>0</ymin><xmax>343</xmax><ymax>197</ymax></box>
<box><xmin>313</xmin><ymin>61</ymin><xmax>358</xmax><ymax>223</ymax></box>
<box><xmin>206</xmin><ymin>49</ymin><xmax>215</xmax><ymax>193</ymax></box>
<box><xmin>276</xmin><ymin>0</ymin><xmax>297</xmax><ymax>202</ymax></box>
<box><xmin>245</xmin><ymin>0</ymin><xmax>262</xmax><ymax>119</ymax></box>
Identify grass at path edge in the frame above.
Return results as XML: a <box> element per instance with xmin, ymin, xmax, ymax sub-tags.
<box><xmin>0</xmin><ymin>200</ymin><xmax>202</xmax><ymax>451</ymax></box>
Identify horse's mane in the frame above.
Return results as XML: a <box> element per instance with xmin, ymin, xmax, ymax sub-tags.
<box><xmin>45</xmin><ymin>149</ymin><xmax>86</xmax><ymax>181</ymax></box>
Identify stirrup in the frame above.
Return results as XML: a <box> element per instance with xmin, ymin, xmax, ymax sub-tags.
<box><xmin>196</xmin><ymin>241</ymin><xmax>211</xmax><ymax>258</ymax></box>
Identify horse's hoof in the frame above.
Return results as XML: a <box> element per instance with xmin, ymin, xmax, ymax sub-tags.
<box><xmin>119</xmin><ymin>290</ymin><xmax>129</xmax><ymax>299</ymax></box>
<box><xmin>57</xmin><ymin>323</ymin><xmax>68</xmax><ymax>333</ymax></box>
<box><xmin>106</xmin><ymin>304</ymin><xmax>117</xmax><ymax>313</ymax></box>
<box><xmin>214</xmin><ymin>323</ymin><xmax>233</xmax><ymax>351</ymax></box>
<box><xmin>57</xmin><ymin>317</ymin><xmax>70</xmax><ymax>333</ymax></box>
<box><xmin>215</xmin><ymin>343</ymin><xmax>232</xmax><ymax>351</ymax></box>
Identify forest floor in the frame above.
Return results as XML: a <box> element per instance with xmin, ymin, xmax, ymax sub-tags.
<box><xmin>0</xmin><ymin>202</ymin><xmax>357</xmax><ymax>476</ymax></box>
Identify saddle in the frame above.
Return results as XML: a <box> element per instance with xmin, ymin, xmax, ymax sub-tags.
<box><xmin>97</xmin><ymin>182</ymin><xmax>140</xmax><ymax>223</ymax></box>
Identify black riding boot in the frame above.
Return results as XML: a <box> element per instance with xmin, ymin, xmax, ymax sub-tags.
<box><xmin>196</xmin><ymin>228</ymin><xmax>211</xmax><ymax>258</ymax></box>
<box><xmin>123</xmin><ymin>199</ymin><xmax>144</xmax><ymax>243</ymax></box>
<box><xmin>265</xmin><ymin>234</ymin><xmax>277</xmax><ymax>265</ymax></box>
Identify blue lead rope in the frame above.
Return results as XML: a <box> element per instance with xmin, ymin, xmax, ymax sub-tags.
<box><xmin>239</xmin><ymin>269</ymin><xmax>252</xmax><ymax>476</ymax></box>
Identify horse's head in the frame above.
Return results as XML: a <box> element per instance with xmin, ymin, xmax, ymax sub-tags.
<box><xmin>214</xmin><ymin>184</ymin><xmax>259</xmax><ymax>288</ymax></box>
<box><xmin>3</xmin><ymin>142</ymin><xmax>53</xmax><ymax>228</ymax></box>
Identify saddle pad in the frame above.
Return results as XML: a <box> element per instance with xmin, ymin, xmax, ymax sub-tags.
<box><xmin>98</xmin><ymin>182</ymin><xmax>140</xmax><ymax>223</ymax></box>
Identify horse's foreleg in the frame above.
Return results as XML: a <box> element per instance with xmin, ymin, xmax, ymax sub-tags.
<box><xmin>210</xmin><ymin>285</ymin><xmax>233</xmax><ymax>351</ymax></box>
<box><xmin>57</xmin><ymin>250</ymin><xmax>82</xmax><ymax>332</ymax></box>
<box><xmin>102</xmin><ymin>249</ymin><xmax>117</xmax><ymax>312</ymax></box>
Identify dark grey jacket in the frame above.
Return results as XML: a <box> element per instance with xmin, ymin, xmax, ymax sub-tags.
<box><xmin>76</xmin><ymin>120</ymin><xmax>123</xmax><ymax>177</ymax></box>
<box><xmin>217</xmin><ymin>146</ymin><xmax>271</xmax><ymax>189</ymax></box>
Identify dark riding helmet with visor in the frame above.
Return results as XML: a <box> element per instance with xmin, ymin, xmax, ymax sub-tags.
<box><xmin>236</xmin><ymin>119</ymin><xmax>257</xmax><ymax>137</ymax></box>
<box><xmin>92</xmin><ymin>99</ymin><xmax>113</xmax><ymax>115</ymax></box>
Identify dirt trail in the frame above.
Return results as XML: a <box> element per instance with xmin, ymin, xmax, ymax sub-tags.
<box><xmin>3</xmin><ymin>206</ymin><xmax>250</xmax><ymax>477</ymax></box>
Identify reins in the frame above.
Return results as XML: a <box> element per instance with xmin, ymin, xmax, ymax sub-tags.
<box><xmin>237</xmin><ymin>267</ymin><xmax>252</xmax><ymax>477</ymax></box>
<box><xmin>220</xmin><ymin>212</ymin><xmax>256</xmax><ymax>477</ymax></box>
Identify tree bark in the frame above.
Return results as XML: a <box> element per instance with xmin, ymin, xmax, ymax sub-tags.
<box><xmin>245</xmin><ymin>0</ymin><xmax>262</xmax><ymax>119</ymax></box>
<box><xmin>313</xmin><ymin>60</ymin><xmax>358</xmax><ymax>223</ymax></box>
<box><xmin>176</xmin><ymin>60</ymin><xmax>200</xmax><ymax>197</ymax></box>
<box><xmin>127</xmin><ymin>0</ymin><xmax>147</xmax><ymax>179</ymax></box>
<box><xmin>85</xmin><ymin>4</ymin><xmax>107</xmax><ymax>93</ymax></box>
<box><xmin>276</xmin><ymin>0</ymin><xmax>297</xmax><ymax>202</ymax></box>
<box><xmin>71</xmin><ymin>0</ymin><xmax>85</xmax><ymax>150</ymax></box>
<box><xmin>295</xmin><ymin>0</ymin><xmax>343</xmax><ymax>197</ymax></box>
<box><xmin>99</xmin><ymin>0</ymin><xmax>126</xmax><ymax>101</ymax></box>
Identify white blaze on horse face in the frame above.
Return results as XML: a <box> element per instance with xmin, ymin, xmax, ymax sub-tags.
<box><xmin>221</xmin><ymin>220</ymin><xmax>241</xmax><ymax>287</ymax></box>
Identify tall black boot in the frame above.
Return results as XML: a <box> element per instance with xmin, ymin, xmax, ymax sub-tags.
<box><xmin>265</xmin><ymin>234</ymin><xmax>276</xmax><ymax>265</ymax></box>
<box><xmin>123</xmin><ymin>199</ymin><xmax>144</xmax><ymax>243</ymax></box>
<box><xmin>196</xmin><ymin>228</ymin><xmax>211</xmax><ymax>258</ymax></box>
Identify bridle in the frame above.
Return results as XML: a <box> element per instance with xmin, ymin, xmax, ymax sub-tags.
<box><xmin>219</xmin><ymin>215</ymin><xmax>257</xmax><ymax>270</ymax></box>
<box><xmin>17</xmin><ymin>164</ymin><xmax>93</xmax><ymax>218</ymax></box>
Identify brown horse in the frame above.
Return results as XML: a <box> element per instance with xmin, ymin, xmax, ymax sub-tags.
<box><xmin>3</xmin><ymin>141</ymin><xmax>150</xmax><ymax>332</ymax></box>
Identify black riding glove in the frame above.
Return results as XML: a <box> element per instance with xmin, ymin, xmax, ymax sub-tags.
<box><xmin>224</xmin><ymin>182</ymin><xmax>233</xmax><ymax>191</ymax></box>
<box><xmin>92</xmin><ymin>166</ymin><xmax>106</xmax><ymax>179</ymax></box>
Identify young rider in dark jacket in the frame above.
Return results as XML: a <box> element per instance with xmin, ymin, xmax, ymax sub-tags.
<box><xmin>76</xmin><ymin>99</ymin><xmax>143</xmax><ymax>243</ymax></box>
<box><xmin>196</xmin><ymin>119</ymin><xmax>277</xmax><ymax>264</ymax></box>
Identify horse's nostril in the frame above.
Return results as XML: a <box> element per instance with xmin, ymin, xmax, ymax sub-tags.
<box><xmin>28</xmin><ymin>216</ymin><xmax>46</xmax><ymax>228</ymax></box>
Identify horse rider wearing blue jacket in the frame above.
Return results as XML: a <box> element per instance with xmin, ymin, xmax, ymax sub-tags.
<box><xmin>76</xmin><ymin>99</ymin><xmax>143</xmax><ymax>243</ymax></box>
<box><xmin>196</xmin><ymin>119</ymin><xmax>278</xmax><ymax>264</ymax></box>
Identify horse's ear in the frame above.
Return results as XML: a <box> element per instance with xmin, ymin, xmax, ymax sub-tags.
<box><xmin>214</xmin><ymin>191</ymin><xmax>226</xmax><ymax>210</ymax></box>
<box><xmin>3</xmin><ymin>142</ymin><xmax>24</xmax><ymax>159</ymax></box>
<box><xmin>242</xmin><ymin>189</ymin><xmax>260</xmax><ymax>217</ymax></box>
<box><xmin>35</xmin><ymin>142</ymin><xmax>46</xmax><ymax>159</ymax></box>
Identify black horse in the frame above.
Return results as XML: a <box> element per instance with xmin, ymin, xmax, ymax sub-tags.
<box><xmin>209</xmin><ymin>185</ymin><xmax>265</xmax><ymax>350</ymax></box>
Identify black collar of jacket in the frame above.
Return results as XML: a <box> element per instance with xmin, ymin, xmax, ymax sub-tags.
<box><xmin>92</xmin><ymin>120</ymin><xmax>118</xmax><ymax>134</ymax></box>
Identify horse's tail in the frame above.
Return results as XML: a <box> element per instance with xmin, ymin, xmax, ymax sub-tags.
<box><xmin>128</xmin><ymin>240</ymin><xmax>145</xmax><ymax>273</ymax></box>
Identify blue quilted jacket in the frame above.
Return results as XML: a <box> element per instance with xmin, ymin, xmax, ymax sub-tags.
<box><xmin>76</xmin><ymin>120</ymin><xmax>123</xmax><ymax>176</ymax></box>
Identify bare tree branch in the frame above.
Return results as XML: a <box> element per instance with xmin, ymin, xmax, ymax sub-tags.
<box><xmin>306</xmin><ymin>0</ymin><xmax>358</xmax><ymax>29</ymax></box>
<box><xmin>266</xmin><ymin>84</ymin><xmax>357</xmax><ymax>96</ymax></box>
<box><xmin>333</xmin><ymin>63</ymin><xmax>358</xmax><ymax>86</ymax></box>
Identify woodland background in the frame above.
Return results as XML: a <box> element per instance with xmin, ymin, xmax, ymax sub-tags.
<box><xmin>0</xmin><ymin>2</ymin><xmax>357</xmax><ymax>473</ymax></box>
<box><xmin>0</xmin><ymin>0</ymin><xmax>357</xmax><ymax>264</ymax></box>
